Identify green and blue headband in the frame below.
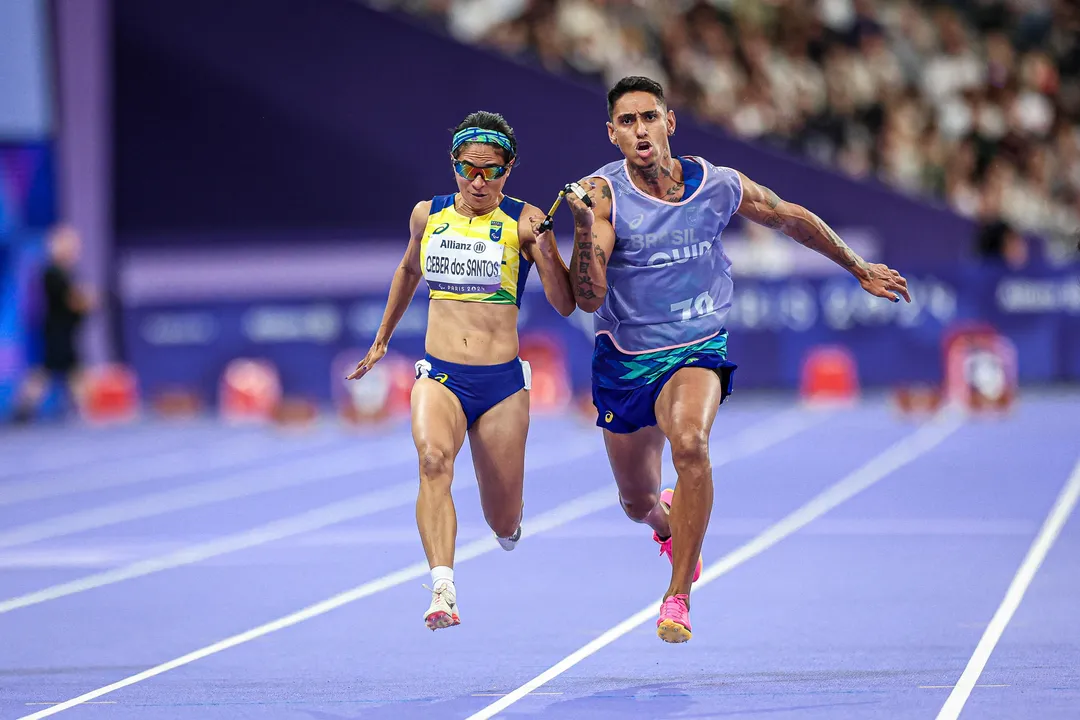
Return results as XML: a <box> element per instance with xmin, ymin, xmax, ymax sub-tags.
<box><xmin>451</xmin><ymin>127</ymin><xmax>515</xmax><ymax>159</ymax></box>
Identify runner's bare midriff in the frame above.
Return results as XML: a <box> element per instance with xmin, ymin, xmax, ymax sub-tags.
<box><xmin>425</xmin><ymin>298</ymin><xmax>519</xmax><ymax>365</ymax></box>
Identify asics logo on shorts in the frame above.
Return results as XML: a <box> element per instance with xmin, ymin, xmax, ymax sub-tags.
<box><xmin>415</xmin><ymin>360</ymin><xmax>450</xmax><ymax>384</ymax></box>
<box><xmin>604</xmin><ymin>411</ymin><xmax>614</xmax><ymax>423</ymax></box>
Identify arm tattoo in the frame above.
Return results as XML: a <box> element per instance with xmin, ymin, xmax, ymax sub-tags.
<box><xmin>765</xmin><ymin>187</ymin><xmax>780</xmax><ymax>209</ymax></box>
<box><xmin>820</xmin><ymin>224</ymin><xmax>861</xmax><ymax>270</ymax></box>
<box><xmin>573</xmin><ymin>227</ymin><xmax>599</xmax><ymax>300</ymax></box>
<box><xmin>755</xmin><ymin>182</ymin><xmax>866</xmax><ymax>276</ymax></box>
<box><xmin>569</xmin><ymin>180</ymin><xmax>609</xmax><ymax>304</ymax></box>
<box><xmin>761</xmin><ymin>186</ymin><xmax>784</xmax><ymax>228</ymax></box>
<box><xmin>800</xmin><ymin>214</ymin><xmax>866</xmax><ymax>274</ymax></box>
<box><xmin>576</xmin><ymin>277</ymin><xmax>597</xmax><ymax>299</ymax></box>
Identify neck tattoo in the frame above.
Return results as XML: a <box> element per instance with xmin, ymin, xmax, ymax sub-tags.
<box><xmin>631</xmin><ymin>150</ymin><xmax>683</xmax><ymax>201</ymax></box>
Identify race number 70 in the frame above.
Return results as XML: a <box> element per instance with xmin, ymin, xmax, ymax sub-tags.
<box><xmin>671</xmin><ymin>291</ymin><xmax>715</xmax><ymax>321</ymax></box>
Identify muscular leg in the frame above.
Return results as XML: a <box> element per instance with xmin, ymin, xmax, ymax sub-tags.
<box><xmin>654</xmin><ymin>367</ymin><xmax>723</xmax><ymax>605</ymax></box>
<box><xmin>467</xmin><ymin>388</ymin><xmax>529</xmax><ymax>542</ymax></box>
<box><xmin>411</xmin><ymin>379</ymin><xmax>468</xmax><ymax>569</ymax></box>
<box><xmin>603</xmin><ymin>424</ymin><xmax>670</xmax><ymax>538</ymax></box>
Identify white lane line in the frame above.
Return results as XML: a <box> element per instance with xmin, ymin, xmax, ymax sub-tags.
<box><xmin>0</xmin><ymin>443</ymin><xmax>598</xmax><ymax>613</ymax></box>
<box><xmin>0</xmin><ymin>486</ymin><xmax>416</xmax><ymax>613</ymax></box>
<box><xmin>14</xmin><ymin>408</ymin><xmax>816</xmax><ymax>719</ymax></box>
<box><xmin>0</xmin><ymin>548</ymin><xmax>136</xmax><ymax>568</ymax></box>
<box><xmin>935</xmin><ymin>454</ymin><xmax>1080</xmax><ymax>720</ymax></box>
<box><xmin>466</xmin><ymin>409</ymin><xmax>965</xmax><ymax>720</ymax></box>
<box><xmin>0</xmin><ymin>441</ymin><xmax>417</xmax><ymax>550</ymax></box>
<box><xmin>0</xmin><ymin>435</ymin><xmax>336</xmax><ymax>507</ymax></box>
<box><xmin>14</xmin><ymin>486</ymin><xmax>616</xmax><ymax>720</ymax></box>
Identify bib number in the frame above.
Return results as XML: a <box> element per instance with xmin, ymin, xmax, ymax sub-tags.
<box><xmin>424</xmin><ymin>234</ymin><xmax>504</xmax><ymax>294</ymax></box>
<box><xmin>671</xmin><ymin>291</ymin><xmax>715</xmax><ymax>321</ymax></box>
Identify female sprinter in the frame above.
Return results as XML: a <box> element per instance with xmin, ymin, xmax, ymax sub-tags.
<box><xmin>347</xmin><ymin>111</ymin><xmax>575</xmax><ymax>631</ymax></box>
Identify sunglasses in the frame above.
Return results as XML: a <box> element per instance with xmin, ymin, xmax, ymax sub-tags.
<box><xmin>454</xmin><ymin>160</ymin><xmax>509</xmax><ymax>182</ymax></box>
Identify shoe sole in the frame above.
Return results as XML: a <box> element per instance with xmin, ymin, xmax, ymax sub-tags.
<box><xmin>425</xmin><ymin>610</ymin><xmax>460</xmax><ymax>631</ymax></box>
<box><xmin>656</xmin><ymin>619</ymin><xmax>692</xmax><ymax>643</ymax></box>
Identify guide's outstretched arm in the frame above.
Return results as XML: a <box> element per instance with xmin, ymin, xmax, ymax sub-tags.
<box><xmin>735</xmin><ymin>171</ymin><xmax>910</xmax><ymax>303</ymax></box>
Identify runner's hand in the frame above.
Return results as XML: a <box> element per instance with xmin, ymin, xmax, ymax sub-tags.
<box><xmin>564</xmin><ymin>182</ymin><xmax>594</xmax><ymax>228</ymax></box>
<box><xmin>346</xmin><ymin>342</ymin><xmax>387</xmax><ymax>381</ymax></box>
<box><xmin>527</xmin><ymin>215</ymin><xmax>557</xmax><ymax>254</ymax></box>
<box><xmin>859</xmin><ymin>263</ymin><xmax>911</xmax><ymax>303</ymax></box>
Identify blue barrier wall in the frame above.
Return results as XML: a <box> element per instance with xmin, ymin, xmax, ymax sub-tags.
<box><xmin>121</xmin><ymin>266</ymin><xmax>1080</xmax><ymax>405</ymax></box>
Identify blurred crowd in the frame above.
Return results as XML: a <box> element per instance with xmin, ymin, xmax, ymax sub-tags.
<box><xmin>372</xmin><ymin>0</ymin><xmax>1080</xmax><ymax>262</ymax></box>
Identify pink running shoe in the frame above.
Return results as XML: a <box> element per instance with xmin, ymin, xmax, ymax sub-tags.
<box><xmin>656</xmin><ymin>593</ymin><xmax>692</xmax><ymax>643</ymax></box>
<box><xmin>653</xmin><ymin>487</ymin><xmax>703</xmax><ymax>582</ymax></box>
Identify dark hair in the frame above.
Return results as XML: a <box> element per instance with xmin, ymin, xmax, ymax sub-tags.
<box><xmin>452</xmin><ymin>111</ymin><xmax>517</xmax><ymax>161</ymax></box>
<box><xmin>975</xmin><ymin>219</ymin><xmax>1015</xmax><ymax>259</ymax></box>
<box><xmin>607</xmin><ymin>76</ymin><xmax>666</xmax><ymax>119</ymax></box>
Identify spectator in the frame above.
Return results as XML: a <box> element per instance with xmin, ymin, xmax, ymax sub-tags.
<box><xmin>975</xmin><ymin>217</ymin><xmax>1029</xmax><ymax>270</ymax></box>
<box><xmin>10</xmin><ymin>224</ymin><xmax>96</xmax><ymax>423</ymax></box>
<box><xmin>384</xmin><ymin>0</ymin><xmax>1080</xmax><ymax>259</ymax></box>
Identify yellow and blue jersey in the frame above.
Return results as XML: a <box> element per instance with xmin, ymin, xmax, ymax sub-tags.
<box><xmin>419</xmin><ymin>194</ymin><xmax>532</xmax><ymax>306</ymax></box>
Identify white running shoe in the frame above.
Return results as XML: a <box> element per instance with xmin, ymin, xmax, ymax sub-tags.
<box><xmin>495</xmin><ymin>524</ymin><xmax>521</xmax><ymax>551</ymax></box>
<box><xmin>424</xmin><ymin>583</ymin><xmax>460</xmax><ymax>631</ymax></box>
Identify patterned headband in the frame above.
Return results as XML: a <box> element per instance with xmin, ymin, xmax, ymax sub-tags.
<box><xmin>451</xmin><ymin>127</ymin><xmax>515</xmax><ymax>157</ymax></box>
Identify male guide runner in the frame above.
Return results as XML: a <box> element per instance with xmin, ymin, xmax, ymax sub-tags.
<box><xmin>562</xmin><ymin>76</ymin><xmax>910</xmax><ymax>643</ymax></box>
